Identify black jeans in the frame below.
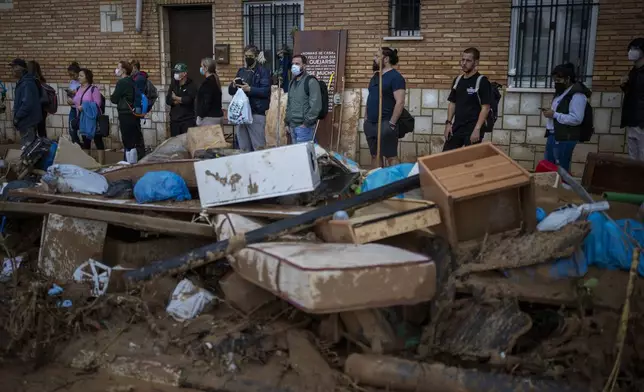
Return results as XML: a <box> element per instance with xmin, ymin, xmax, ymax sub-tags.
<box><xmin>170</xmin><ymin>118</ymin><xmax>196</xmax><ymax>137</ymax></box>
<box><xmin>81</xmin><ymin>135</ymin><xmax>105</xmax><ymax>150</ymax></box>
<box><xmin>37</xmin><ymin>110</ymin><xmax>47</xmax><ymax>138</ymax></box>
<box><xmin>118</xmin><ymin>112</ymin><xmax>145</xmax><ymax>161</ymax></box>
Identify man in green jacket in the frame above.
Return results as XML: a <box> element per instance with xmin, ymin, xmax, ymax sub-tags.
<box><xmin>285</xmin><ymin>54</ymin><xmax>322</xmax><ymax>144</ymax></box>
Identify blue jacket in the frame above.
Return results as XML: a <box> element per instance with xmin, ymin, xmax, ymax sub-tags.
<box><xmin>80</xmin><ymin>101</ymin><xmax>99</xmax><ymax>139</ymax></box>
<box><xmin>228</xmin><ymin>65</ymin><xmax>271</xmax><ymax>115</ymax></box>
<box><xmin>13</xmin><ymin>73</ymin><xmax>42</xmax><ymax>130</ymax></box>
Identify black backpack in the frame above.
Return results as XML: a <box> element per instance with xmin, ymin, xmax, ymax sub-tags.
<box><xmin>579</xmin><ymin>101</ymin><xmax>594</xmax><ymax>142</ymax></box>
<box><xmin>302</xmin><ymin>74</ymin><xmax>329</xmax><ymax>120</ymax></box>
<box><xmin>453</xmin><ymin>75</ymin><xmax>501</xmax><ymax>134</ymax></box>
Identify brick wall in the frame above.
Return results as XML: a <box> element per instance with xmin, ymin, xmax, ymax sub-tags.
<box><xmin>593</xmin><ymin>0</ymin><xmax>644</xmax><ymax>91</ymax></box>
<box><xmin>213</xmin><ymin>0</ymin><xmax>243</xmax><ymax>84</ymax></box>
<box><xmin>0</xmin><ymin>0</ymin><xmax>161</xmax><ymax>85</ymax></box>
<box><xmin>304</xmin><ymin>0</ymin><xmax>511</xmax><ymax>89</ymax></box>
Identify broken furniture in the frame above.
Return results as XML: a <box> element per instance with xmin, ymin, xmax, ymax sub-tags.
<box><xmin>315</xmin><ymin>199</ymin><xmax>441</xmax><ymax>244</ymax></box>
<box><xmin>194</xmin><ymin>142</ymin><xmax>321</xmax><ymax>208</ymax></box>
<box><xmin>582</xmin><ymin>153</ymin><xmax>644</xmax><ymax>195</ymax></box>
<box><xmin>419</xmin><ymin>142</ymin><xmax>536</xmax><ymax>248</ymax></box>
<box><xmin>230</xmin><ymin>242</ymin><xmax>436</xmax><ymax>313</ymax></box>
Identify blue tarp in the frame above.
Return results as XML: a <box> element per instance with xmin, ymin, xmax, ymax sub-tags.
<box><xmin>583</xmin><ymin>212</ymin><xmax>644</xmax><ymax>275</ymax></box>
<box><xmin>361</xmin><ymin>163</ymin><xmax>415</xmax><ymax>199</ymax></box>
<box><xmin>133</xmin><ymin>171</ymin><xmax>191</xmax><ymax>204</ymax></box>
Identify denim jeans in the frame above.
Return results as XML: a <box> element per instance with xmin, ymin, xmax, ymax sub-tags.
<box><xmin>68</xmin><ymin>109</ymin><xmax>81</xmax><ymax>145</ymax></box>
<box><xmin>544</xmin><ymin>132</ymin><xmax>577</xmax><ymax>172</ymax></box>
<box><xmin>291</xmin><ymin>125</ymin><xmax>315</xmax><ymax>144</ymax></box>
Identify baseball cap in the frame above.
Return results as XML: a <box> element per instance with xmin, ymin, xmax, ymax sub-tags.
<box><xmin>9</xmin><ymin>58</ymin><xmax>27</xmax><ymax>68</ymax></box>
<box><xmin>173</xmin><ymin>63</ymin><xmax>188</xmax><ymax>73</ymax></box>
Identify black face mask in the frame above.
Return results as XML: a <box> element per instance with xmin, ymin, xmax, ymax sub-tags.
<box><xmin>372</xmin><ymin>61</ymin><xmax>380</xmax><ymax>72</ymax></box>
<box><xmin>245</xmin><ymin>57</ymin><xmax>256</xmax><ymax>68</ymax></box>
<box><xmin>554</xmin><ymin>82</ymin><xmax>568</xmax><ymax>94</ymax></box>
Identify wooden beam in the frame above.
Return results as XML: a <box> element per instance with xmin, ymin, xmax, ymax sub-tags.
<box><xmin>0</xmin><ymin>201</ymin><xmax>216</xmax><ymax>238</ymax></box>
<box><xmin>9</xmin><ymin>188</ymin><xmax>313</xmax><ymax>219</ymax></box>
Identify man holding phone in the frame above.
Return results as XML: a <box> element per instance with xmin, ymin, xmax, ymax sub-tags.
<box><xmin>228</xmin><ymin>44</ymin><xmax>271</xmax><ymax>152</ymax></box>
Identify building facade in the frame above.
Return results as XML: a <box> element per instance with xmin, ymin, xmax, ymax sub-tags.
<box><xmin>0</xmin><ymin>0</ymin><xmax>640</xmax><ymax>175</ymax></box>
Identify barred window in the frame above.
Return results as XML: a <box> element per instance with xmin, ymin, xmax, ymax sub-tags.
<box><xmin>0</xmin><ymin>0</ymin><xmax>13</xmax><ymax>10</ymax></box>
<box><xmin>508</xmin><ymin>0</ymin><xmax>599</xmax><ymax>89</ymax></box>
<box><xmin>243</xmin><ymin>1</ymin><xmax>304</xmax><ymax>72</ymax></box>
<box><xmin>389</xmin><ymin>0</ymin><xmax>421</xmax><ymax>37</ymax></box>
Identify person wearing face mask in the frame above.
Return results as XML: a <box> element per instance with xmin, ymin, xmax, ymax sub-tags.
<box><xmin>541</xmin><ymin>63</ymin><xmax>592</xmax><ymax>172</ymax></box>
<box><xmin>66</xmin><ymin>61</ymin><xmax>82</xmax><ymax>145</ymax></box>
<box><xmin>196</xmin><ymin>57</ymin><xmax>223</xmax><ymax>126</ymax></box>
<box><xmin>365</xmin><ymin>47</ymin><xmax>406</xmax><ymax>167</ymax></box>
<box><xmin>228</xmin><ymin>45</ymin><xmax>271</xmax><ymax>151</ymax></box>
<box><xmin>111</xmin><ymin>61</ymin><xmax>145</xmax><ymax>162</ymax></box>
<box><xmin>621</xmin><ymin>38</ymin><xmax>644</xmax><ymax>161</ymax></box>
<box><xmin>165</xmin><ymin>63</ymin><xmax>197</xmax><ymax>137</ymax></box>
<box><xmin>284</xmin><ymin>54</ymin><xmax>322</xmax><ymax>144</ymax></box>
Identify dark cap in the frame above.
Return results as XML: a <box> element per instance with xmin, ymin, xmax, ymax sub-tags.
<box><xmin>9</xmin><ymin>58</ymin><xmax>27</xmax><ymax>68</ymax></box>
<box><xmin>628</xmin><ymin>38</ymin><xmax>644</xmax><ymax>51</ymax></box>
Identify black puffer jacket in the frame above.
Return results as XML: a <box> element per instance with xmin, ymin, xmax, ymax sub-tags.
<box><xmin>621</xmin><ymin>64</ymin><xmax>644</xmax><ymax>128</ymax></box>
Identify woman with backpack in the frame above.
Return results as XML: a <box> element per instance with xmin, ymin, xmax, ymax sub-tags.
<box><xmin>27</xmin><ymin>60</ymin><xmax>48</xmax><ymax>138</ymax></box>
<box><xmin>111</xmin><ymin>61</ymin><xmax>145</xmax><ymax>163</ymax></box>
<box><xmin>196</xmin><ymin>57</ymin><xmax>223</xmax><ymax>126</ymax></box>
<box><xmin>73</xmin><ymin>68</ymin><xmax>105</xmax><ymax>163</ymax></box>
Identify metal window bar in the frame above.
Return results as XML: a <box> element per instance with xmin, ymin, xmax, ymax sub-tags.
<box><xmin>511</xmin><ymin>0</ymin><xmax>598</xmax><ymax>88</ymax></box>
<box><xmin>389</xmin><ymin>0</ymin><xmax>421</xmax><ymax>37</ymax></box>
<box><xmin>243</xmin><ymin>1</ymin><xmax>303</xmax><ymax>72</ymax></box>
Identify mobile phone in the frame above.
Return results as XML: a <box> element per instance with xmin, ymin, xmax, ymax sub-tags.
<box><xmin>539</xmin><ymin>107</ymin><xmax>546</xmax><ymax>111</ymax></box>
<box><xmin>234</xmin><ymin>77</ymin><xmax>243</xmax><ymax>85</ymax></box>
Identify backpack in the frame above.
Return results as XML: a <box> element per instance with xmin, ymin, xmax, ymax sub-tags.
<box><xmin>453</xmin><ymin>75</ymin><xmax>501</xmax><ymax>134</ymax></box>
<box><xmin>41</xmin><ymin>83</ymin><xmax>58</xmax><ymax>114</ymax></box>
<box><xmin>144</xmin><ymin>79</ymin><xmax>158</xmax><ymax>112</ymax></box>
<box><xmin>579</xmin><ymin>101</ymin><xmax>594</xmax><ymax>142</ymax></box>
<box><xmin>397</xmin><ymin>109</ymin><xmax>415</xmax><ymax>139</ymax></box>
<box><xmin>302</xmin><ymin>75</ymin><xmax>329</xmax><ymax>120</ymax></box>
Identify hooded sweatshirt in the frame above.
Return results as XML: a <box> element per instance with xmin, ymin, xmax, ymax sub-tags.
<box><xmin>13</xmin><ymin>72</ymin><xmax>43</xmax><ymax>130</ymax></box>
<box><xmin>165</xmin><ymin>77</ymin><xmax>197</xmax><ymax>123</ymax></box>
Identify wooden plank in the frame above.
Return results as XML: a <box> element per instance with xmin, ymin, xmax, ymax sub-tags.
<box><xmin>8</xmin><ymin>188</ymin><xmax>313</xmax><ymax>219</ymax></box>
<box><xmin>102</xmin><ymin>159</ymin><xmax>199</xmax><ymax>187</ymax></box>
<box><xmin>0</xmin><ymin>201</ymin><xmax>216</xmax><ymax>238</ymax></box>
<box><xmin>38</xmin><ymin>214</ymin><xmax>107</xmax><ymax>281</ymax></box>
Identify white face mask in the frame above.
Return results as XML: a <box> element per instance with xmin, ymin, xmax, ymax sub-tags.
<box><xmin>173</xmin><ymin>73</ymin><xmax>182</xmax><ymax>81</ymax></box>
<box><xmin>291</xmin><ymin>64</ymin><xmax>302</xmax><ymax>76</ymax></box>
<box><xmin>628</xmin><ymin>49</ymin><xmax>643</xmax><ymax>62</ymax></box>
<box><xmin>115</xmin><ymin>68</ymin><xmax>121</xmax><ymax>77</ymax></box>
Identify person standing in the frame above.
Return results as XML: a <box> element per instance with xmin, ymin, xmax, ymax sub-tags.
<box><xmin>285</xmin><ymin>54</ymin><xmax>322</xmax><ymax>144</ymax></box>
<box><xmin>27</xmin><ymin>60</ymin><xmax>48</xmax><ymax>138</ymax></box>
<box><xmin>165</xmin><ymin>63</ymin><xmax>197</xmax><ymax>137</ymax></box>
<box><xmin>111</xmin><ymin>61</ymin><xmax>145</xmax><ymax>162</ymax></box>
<box><xmin>74</xmin><ymin>68</ymin><xmax>105</xmax><ymax>162</ymax></box>
<box><xmin>621</xmin><ymin>38</ymin><xmax>644</xmax><ymax>161</ymax></box>
<box><xmin>196</xmin><ymin>57</ymin><xmax>223</xmax><ymax>126</ymax></box>
<box><xmin>228</xmin><ymin>45</ymin><xmax>271</xmax><ymax>151</ymax></box>
<box><xmin>364</xmin><ymin>47</ymin><xmax>406</xmax><ymax>167</ymax></box>
<box><xmin>10</xmin><ymin>58</ymin><xmax>42</xmax><ymax>147</ymax></box>
<box><xmin>541</xmin><ymin>63</ymin><xmax>590</xmax><ymax>172</ymax></box>
<box><xmin>443</xmin><ymin>48</ymin><xmax>492</xmax><ymax>151</ymax></box>
<box><xmin>130</xmin><ymin>59</ymin><xmax>148</xmax><ymax>115</ymax></box>
<box><xmin>66</xmin><ymin>61</ymin><xmax>82</xmax><ymax>145</ymax></box>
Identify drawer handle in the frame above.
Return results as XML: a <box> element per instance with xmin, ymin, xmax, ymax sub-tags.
<box><xmin>475</xmin><ymin>173</ymin><xmax>484</xmax><ymax>178</ymax></box>
<box><xmin>464</xmin><ymin>163</ymin><xmax>474</xmax><ymax>168</ymax></box>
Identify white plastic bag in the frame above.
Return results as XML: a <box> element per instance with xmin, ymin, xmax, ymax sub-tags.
<box><xmin>43</xmin><ymin>164</ymin><xmax>109</xmax><ymax>194</ymax></box>
<box><xmin>125</xmin><ymin>148</ymin><xmax>138</xmax><ymax>164</ymax></box>
<box><xmin>166</xmin><ymin>279</ymin><xmax>217</xmax><ymax>322</ymax></box>
<box><xmin>227</xmin><ymin>89</ymin><xmax>253</xmax><ymax>125</ymax></box>
<box><xmin>537</xmin><ymin>201</ymin><xmax>610</xmax><ymax>232</ymax></box>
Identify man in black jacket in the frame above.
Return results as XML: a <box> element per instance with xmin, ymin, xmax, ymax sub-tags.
<box><xmin>166</xmin><ymin>63</ymin><xmax>197</xmax><ymax>137</ymax></box>
<box><xmin>621</xmin><ymin>38</ymin><xmax>644</xmax><ymax>161</ymax></box>
<box><xmin>10</xmin><ymin>58</ymin><xmax>42</xmax><ymax>147</ymax></box>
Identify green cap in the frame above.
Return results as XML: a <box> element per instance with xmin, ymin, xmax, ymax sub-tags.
<box><xmin>173</xmin><ymin>63</ymin><xmax>188</xmax><ymax>73</ymax></box>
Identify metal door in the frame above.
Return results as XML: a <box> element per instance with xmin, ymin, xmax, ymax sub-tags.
<box><xmin>168</xmin><ymin>6</ymin><xmax>212</xmax><ymax>85</ymax></box>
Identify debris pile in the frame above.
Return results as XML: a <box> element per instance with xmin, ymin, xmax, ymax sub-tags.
<box><xmin>1</xmin><ymin>137</ymin><xmax>643</xmax><ymax>392</ymax></box>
